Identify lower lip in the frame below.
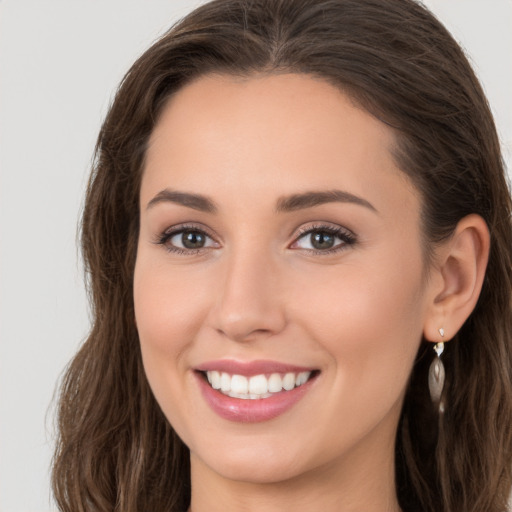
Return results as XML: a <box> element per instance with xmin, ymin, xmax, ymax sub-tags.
<box><xmin>195</xmin><ymin>372</ymin><xmax>317</xmax><ymax>423</ymax></box>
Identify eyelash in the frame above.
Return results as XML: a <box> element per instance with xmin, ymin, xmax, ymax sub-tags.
<box><xmin>153</xmin><ymin>223</ymin><xmax>217</xmax><ymax>256</ymax></box>
<box><xmin>293</xmin><ymin>223</ymin><xmax>357</xmax><ymax>254</ymax></box>
<box><xmin>153</xmin><ymin>222</ymin><xmax>357</xmax><ymax>256</ymax></box>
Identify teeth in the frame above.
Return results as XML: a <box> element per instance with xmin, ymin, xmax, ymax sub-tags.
<box><xmin>249</xmin><ymin>374</ymin><xmax>268</xmax><ymax>394</ymax></box>
<box><xmin>208</xmin><ymin>371</ymin><xmax>221</xmax><ymax>389</ymax></box>
<box><xmin>228</xmin><ymin>391</ymin><xmax>273</xmax><ymax>399</ymax></box>
<box><xmin>296</xmin><ymin>372</ymin><xmax>309</xmax><ymax>386</ymax></box>
<box><xmin>220</xmin><ymin>372</ymin><xmax>231</xmax><ymax>392</ymax></box>
<box><xmin>268</xmin><ymin>373</ymin><xmax>283</xmax><ymax>393</ymax></box>
<box><xmin>231</xmin><ymin>375</ymin><xmax>249</xmax><ymax>394</ymax></box>
<box><xmin>205</xmin><ymin>370</ymin><xmax>312</xmax><ymax>399</ymax></box>
<box><xmin>283</xmin><ymin>373</ymin><xmax>295</xmax><ymax>391</ymax></box>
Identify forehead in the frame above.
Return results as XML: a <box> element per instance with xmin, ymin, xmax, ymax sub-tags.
<box><xmin>142</xmin><ymin>73</ymin><xmax>418</xmax><ymax>218</ymax></box>
<box><xmin>147</xmin><ymin>73</ymin><xmax>393</xmax><ymax>164</ymax></box>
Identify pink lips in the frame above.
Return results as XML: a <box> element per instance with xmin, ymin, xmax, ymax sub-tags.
<box><xmin>195</xmin><ymin>359</ymin><xmax>314</xmax><ymax>376</ymax></box>
<box><xmin>194</xmin><ymin>359</ymin><xmax>318</xmax><ymax>423</ymax></box>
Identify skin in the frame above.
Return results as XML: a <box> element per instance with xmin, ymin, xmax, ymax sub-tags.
<box><xmin>133</xmin><ymin>73</ymin><xmax>489</xmax><ymax>512</ymax></box>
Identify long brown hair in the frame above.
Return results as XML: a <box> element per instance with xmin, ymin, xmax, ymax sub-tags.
<box><xmin>52</xmin><ymin>1</ymin><xmax>512</xmax><ymax>510</ymax></box>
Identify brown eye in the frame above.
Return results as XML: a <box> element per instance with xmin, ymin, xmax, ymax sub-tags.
<box><xmin>156</xmin><ymin>225</ymin><xmax>219</xmax><ymax>254</ymax></box>
<box><xmin>310</xmin><ymin>231</ymin><xmax>335</xmax><ymax>250</ymax></box>
<box><xmin>180</xmin><ymin>230</ymin><xmax>206</xmax><ymax>249</ymax></box>
<box><xmin>292</xmin><ymin>225</ymin><xmax>356</xmax><ymax>254</ymax></box>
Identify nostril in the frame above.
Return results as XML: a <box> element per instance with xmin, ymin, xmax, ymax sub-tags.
<box><xmin>215</xmin><ymin>325</ymin><xmax>274</xmax><ymax>343</ymax></box>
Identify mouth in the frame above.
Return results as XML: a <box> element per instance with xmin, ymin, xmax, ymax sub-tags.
<box><xmin>198</xmin><ymin>369</ymin><xmax>319</xmax><ymax>400</ymax></box>
<box><xmin>194</xmin><ymin>360</ymin><xmax>320</xmax><ymax>422</ymax></box>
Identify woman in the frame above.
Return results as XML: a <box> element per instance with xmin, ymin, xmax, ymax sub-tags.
<box><xmin>52</xmin><ymin>0</ymin><xmax>512</xmax><ymax>511</ymax></box>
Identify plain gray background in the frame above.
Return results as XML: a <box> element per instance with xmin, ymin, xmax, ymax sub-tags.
<box><xmin>0</xmin><ymin>1</ymin><xmax>511</xmax><ymax>511</ymax></box>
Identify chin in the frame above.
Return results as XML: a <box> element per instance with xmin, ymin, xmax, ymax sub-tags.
<box><xmin>190</xmin><ymin>435</ymin><xmax>313</xmax><ymax>484</ymax></box>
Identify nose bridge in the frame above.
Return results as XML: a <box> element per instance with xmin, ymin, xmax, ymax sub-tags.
<box><xmin>211</xmin><ymin>239</ymin><xmax>286</xmax><ymax>342</ymax></box>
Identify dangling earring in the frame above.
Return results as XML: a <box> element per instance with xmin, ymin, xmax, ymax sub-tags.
<box><xmin>428</xmin><ymin>327</ymin><xmax>445</xmax><ymax>413</ymax></box>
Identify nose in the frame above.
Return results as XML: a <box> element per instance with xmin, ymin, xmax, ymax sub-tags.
<box><xmin>209</xmin><ymin>246</ymin><xmax>287</xmax><ymax>343</ymax></box>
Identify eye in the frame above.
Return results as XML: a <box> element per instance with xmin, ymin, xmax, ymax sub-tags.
<box><xmin>291</xmin><ymin>224</ymin><xmax>356</xmax><ymax>254</ymax></box>
<box><xmin>154</xmin><ymin>225</ymin><xmax>219</xmax><ymax>254</ymax></box>
<box><xmin>171</xmin><ymin>230</ymin><xmax>210</xmax><ymax>249</ymax></box>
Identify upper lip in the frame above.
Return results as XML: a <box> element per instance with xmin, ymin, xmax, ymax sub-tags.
<box><xmin>195</xmin><ymin>359</ymin><xmax>317</xmax><ymax>376</ymax></box>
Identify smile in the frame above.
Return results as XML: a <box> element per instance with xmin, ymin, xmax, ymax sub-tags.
<box><xmin>205</xmin><ymin>370</ymin><xmax>313</xmax><ymax>399</ymax></box>
<box><xmin>194</xmin><ymin>360</ymin><xmax>319</xmax><ymax>422</ymax></box>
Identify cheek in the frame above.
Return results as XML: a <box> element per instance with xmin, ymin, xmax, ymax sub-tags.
<box><xmin>283</xmin><ymin>256</ymin><xmax>426</xmax><ymax>456</ymax></box>
<box><xmin>133</xmin><ymin>259</ymin><xmax>211</xmax><ymax>357</ymax></box>
<box><xmin>133</xmin><ymin>256</ymin><xmax>209</xmax><ymax>433</ymax></box>
<box><xmin>292</xmin><ymin>251</ymin><xmax>426</xmax><ymax>389</ymax></box>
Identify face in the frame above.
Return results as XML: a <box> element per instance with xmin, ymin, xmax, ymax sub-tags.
<box><xmin>134</xmin><ymin>73</ymin><xmax>434</xmax><ymax>485</ymax></box>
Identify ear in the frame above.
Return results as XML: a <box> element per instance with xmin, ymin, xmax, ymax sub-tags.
<box><xmin>423</xmin><ymin>214</ymin><xmax>490</xmax><ymax>342</ymax></box>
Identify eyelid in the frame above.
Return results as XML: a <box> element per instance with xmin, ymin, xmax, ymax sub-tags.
<box><xmin>153</xmin><ymin>221</ymin><xmax>357</xmax><ymax>256</ymax></box>
<box><xmin>293</xmin><ymin>221</ymin><xmax>355</xmax><ymax>238</ymax></box>
<box><xmin>289</xmin><ymin>222</ymin><xmax>357</xmax><ymax>254</ymax></box>
<box><xmin>153</xmin><ymin>222</ymin><xmax>221</xmax><ymax>254</ymax></box>
<box><xmin>163</xmin><ymin>222</ymin><xmax>218</xmax><ymax>239</ymax></box>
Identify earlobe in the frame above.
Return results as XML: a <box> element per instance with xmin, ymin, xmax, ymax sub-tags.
<box><xmin>424</xmin><ymin>214</ymin><xmax>490</xmax><ymax>342</ymax></box>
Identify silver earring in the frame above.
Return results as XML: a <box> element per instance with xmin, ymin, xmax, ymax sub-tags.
<box><xmin>428</xmin><ymin>328</ymin><xmax>445</xmax><ymax>413</ymax></box>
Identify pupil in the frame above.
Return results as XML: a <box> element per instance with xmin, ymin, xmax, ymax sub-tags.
<box><xmin>311</xmin><ymin>231</ymin><xmax>334</xmax><ymax>250</ymax></box>
<box><xmin>182</xmin><ymin>231</ymin><xmax>205</xmax><ymax>249</ymax></box>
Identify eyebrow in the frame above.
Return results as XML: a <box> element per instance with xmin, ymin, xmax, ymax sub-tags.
<box><xmin>146</xmin><ymin>188</ymin><xmax>377</xmax><ymax>214</ymax></box>
<box><xmin>275</xmin><ymin>189</ymin><xmax>378</xmax><ymax>214</ymax></box>
<box><xmin>146</xmin><ymin>189</ymin><xmax>218</xmax><ymax>213</ymax></box>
